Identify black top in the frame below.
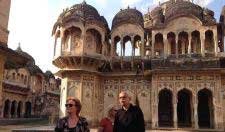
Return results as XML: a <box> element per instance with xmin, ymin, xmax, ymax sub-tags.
<box><xmin>113</xmin><ymin>104</ymin><xmax>145</xmax><ymax>132</ymax></box>
<box><xmin>55</xmin><ymin>116</ymin><xmax>90</xmax><ymax>132</ymax></box>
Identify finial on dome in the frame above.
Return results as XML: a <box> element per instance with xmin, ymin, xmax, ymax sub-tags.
<box><xmin>17</xmin><ymin>43</ymin><xmax>22</xmax><ymax>51</ymax></box>
<box><xmin>82</xmin><ymin>0</ymin><xmax>87</xmax><ymax>4</ymax></box>
<box><xmin>128</xmin><ymin>5</ymin><xmax>130</xmax><ymax>9</ymax></box>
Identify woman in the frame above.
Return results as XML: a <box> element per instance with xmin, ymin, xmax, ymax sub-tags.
<box><xmin>55</xmin><ymin>97</ymin><xmax>90</xmax><ymax>132</ymax></box>
<box><xmin>98</xmin><ymin>105</ymin><xmax>117</xmax><ymax>132</ymax></box>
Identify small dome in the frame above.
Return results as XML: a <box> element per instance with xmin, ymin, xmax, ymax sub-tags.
<box><xmin>45</xmin><ymin>70</ymin><xmax>55</xmax><ymax>79</ymax></box>
<box><xmin>15</xmin><ymin>44</ymin><xmax>35</xmax><ymax>65</ymax></box>
<box><xmin>146</xmin><ymin>0</ymin><xmax>216</xmax><ymax>26</ymax></box>
<box><xmin>53</xmin><ymin>1</ymin><xmax>109</xmax><ymax>34</ymax></box>
<box><xmin>112</xmin><ymin>8</ymin><xmax>144</xmax><ymax>30</ymax></box>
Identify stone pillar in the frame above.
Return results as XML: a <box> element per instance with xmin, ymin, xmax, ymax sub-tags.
<box><xmin>200</xmin><ymin>32</ymin><xmax>205</xmax><ymax>57</ymax></box>
<box><xmin>0</xmin><ymin>56</ymin><xmax>5</xmax><ymax>118</ymax></box>
<box><xmin>175</xmin><ymin>35</ymin><xmax>178</xmax><ymax>58</ymax></box>
<box><xmin>151</xmin><ymin>34</ymin><xmax>155</xmax><ymax>58</ymax></box>
<box><xmin>121</xmin><ymin>40</ymin><xmax>123</xmax><ymax>57</ymax></box>
<box><xmin>213</xmin><ymin>29</ymin><xmax>218</xmax><ymax>56</ymax></box>
<box><xmin>111</xmin><ymin>40</ymin><xmax>114</xmax><ymax>57</ymax></box>
<box><xmin>120</xmin><ymin>39</ymin><xmax>124</xmax><ymax>69</ymax></box>
<box><xmin>131</xmin><ymin>37</ymin><xmax>135</xmax><ymax>70</ymax></box>
<box><xmin>188</xmin><ymin>33</ymin><xmax>192</xmax><ymax>54</ymax></box>
<box><xmin>53</xmin><ymin>36</ymin><xmax>57</xmax><ymax>57</ymax></box>
<box><xmin>141</xmin><ymin>37</ymin><xmax>145</xmax><ymax>57</ymax></box>
<box><xmin>173</xmin><ymin>93</ymin><xmax>178</xmax><ymax>128</ymax></box>
<box><xmin>194</xmin><ymin>94</ymin><xmax>199</xmax><ymax>129</ymax></box>
<box><xmin>163</xmin><ymin>34</ymin><xmax>168</xmax><ymax>58</ymax></box>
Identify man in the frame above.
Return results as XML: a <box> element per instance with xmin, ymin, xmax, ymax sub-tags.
<box><xmin>113</xmin><ymin>91</ymin><xmax>145</xmax><ymax>132</ymax></box>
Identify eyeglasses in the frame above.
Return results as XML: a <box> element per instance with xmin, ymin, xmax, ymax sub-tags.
<box><xmin>65</xmin><ymin>104</ymin><xmax>76</xmax><ymax>108</ymax></box>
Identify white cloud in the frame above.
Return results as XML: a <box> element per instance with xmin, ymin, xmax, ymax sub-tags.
<box><xmin>194</xmin><ymin>0</ymin><xmax>214</xmax><ymax>7</ymax></box>
<box><xmin>122</xmin><ymin>0</ymin><xmax>143</xmax><ymax>7</ymax></box>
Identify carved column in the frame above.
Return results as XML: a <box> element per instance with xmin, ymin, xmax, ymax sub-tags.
<box><xmin>173</xmin><ymin>92</ymin><xmax>178</xmax><ymax>128</ymax></box>
<box><xmin>213</xmin><ymin>29</ymin><xmax>218</xmax><ymax>56</ymax></box>
<box><xmin>194</xmin><ymin>95</ymin><xmax>199</xmax><ymax>129</ymax></box>
<box><xmin>120</xmin><ymin>39</ymin><xmax>124</xmax><ymax>69</ymax></box>
<box><xmin>200</xmin><ymin>31</ymin><xmax>205</xmax><ymax>57</ymax></box>
<box><xmin>60</xmin><ymin>29</ymin><xmax>65</xmax><ymax>56</ymax></box>
<box><xmin>53</xmin><ymin>36</ymin><xmax>57</xmax><ymax>57</ymax></box>
<box><xmin>141</xmin><ymin>37</ymin><xmax>145</xmax><ymax>57</ymax></box>
<box><xmin>151</xmin><ymin>34</ymin><xmax>155</xmax><ymax>58</ymax></box>
<box><xmin>175</xmin><ymin>34</ymin><xmax>179</xmax><ymax>58</ymax></box>
<box><xmin>111</xmin><ymin>39</ymin><xmax>114</xmax><ymax>57</ymax></box>
<box><xmin>131</xmin><ymin>37</ymin><xmax>135</xmax><ymax>70</ymax></box>
<box><xmin>121</xmin><ymin>39</ymin><xmax>124</xmax><ymax>57</ymax></box>
<box><xmin>188</xmin><ymin>33</ymin><xmax>192</xmax><ymax>54</ymax></box>
<box><xmin>163</xmin><ymin>34</ymin><xmax>168</xmax><ymax>58</ymax></box>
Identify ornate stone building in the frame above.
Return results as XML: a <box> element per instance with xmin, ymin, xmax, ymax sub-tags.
<box><xmin>0</xmin><ymin>0</ymin><xmax>61</xmax><ymax>119</ymax></box>
<box><xmin>52</xmin><ymin>0</ymin><xmax>225</xmax><ymax>131</ymax></box>
<box><xmin>1</xmin><ymin>45</ymin><xmax>61</xmax><ymax>118</ymax></box>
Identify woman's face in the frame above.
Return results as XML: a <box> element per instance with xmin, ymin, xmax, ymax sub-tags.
<box><xmin>65</xmin><ymin>99</ymin><xmax>77</xmax><ymax>115</ymax></box>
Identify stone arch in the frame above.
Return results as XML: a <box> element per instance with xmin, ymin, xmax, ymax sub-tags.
<box><xmin>191</xmin><ymin>30</ymin><xmax>201</xmax><ymax>54</ymax></box>
<box><xmin>198</xmin><ymin>88</ymin><xmax>214</xmax><ymax>128</ymax></box>
<box><xmin>134</xmin><ymin>35</ymin><xmax>141</xmax><ymax>56</ymax></box>
<box><xmin>167</xmin><ymin>32</ymin><xmax>176</xmax><ymax>55</ymax></box>
<box><xmin>158</xmin><ymin>88</ymin><xmax>173</xmax><ymax>127</ymax></box>
<box><xmin>11</xmin><ymin>100</ymin><xmax>17</xmax><ymax>118</ymax></box>
<box><xmin>155</xmin><ymin>33</ymin><xmax>164</xmax><ymax>56</ymax></box>
<box><xmin>24</xmin><ymin>101</ymin><xmax>32</xmax><ymax>118</ymax></box>
<box><xmin>205</xmin><ymin>30</ymin><xmax>214</xmax><ymax>54</ymax></box>
<box><xmin>63</xmin><ymin>27</ymin><xmax>82</xmax><ymax>53</ymax></box>
<box><xmin>177</xmin><ymin>88</ymin><xmax>192</xmax><ymax>127</ymax></box>
<box><xmin>86</xmin><ymin>28</ymin><xmax>102</xmax><ymax>54</ymax></box>
<box><xmin>178</xmin><ymin>31</ymin><xmax>188</xmax><ymax>54</ymax></box>
<box><xmin>123</xmin><ymin>36</ymin><xmax>132</xmax><ymax>56</ymax></box>
<box><xmin>54</xmin><ymin>30</ymin><xmax>61</xmax><ymax>57</ymax></box>
<box><xmin>114</xmin><ymin>36</ymin><xmax>121</xmax><ymax>56</ymax></box>
<box><xmin>3</xmin><ymin>99</ymin><xmax>10</xmax><ymax>118</ymax></box>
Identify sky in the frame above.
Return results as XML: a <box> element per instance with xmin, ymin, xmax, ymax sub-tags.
<box><xmin>7</xmin><ymin>0</ymin><xmax>225</xmax><ymax>73</ymax></box>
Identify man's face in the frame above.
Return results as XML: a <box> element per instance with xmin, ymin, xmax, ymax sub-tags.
<box><xmin>119</xmin><ymin>92</ymin><xmax>130</xmax><ymax>107</ymax></box>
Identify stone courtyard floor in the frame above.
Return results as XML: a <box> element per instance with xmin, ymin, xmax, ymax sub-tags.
<box><xmin>0</xmin><ymin>125</ymin><xmax>223</xmax><ymax>132</ymax></box>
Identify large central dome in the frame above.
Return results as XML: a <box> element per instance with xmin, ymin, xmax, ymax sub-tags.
<box><xmin>112</xmin><ymin>8</ymin><xmax>144</xmax><ymax>30</ymax></box>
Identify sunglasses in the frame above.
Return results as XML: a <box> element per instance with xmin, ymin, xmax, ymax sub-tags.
<box><xmin>65</xmin><ymin>104</ymin><xmax>76</xmax><ymax>108</ymax></box>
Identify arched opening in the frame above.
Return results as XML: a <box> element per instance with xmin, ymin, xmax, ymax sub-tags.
<box><xmin>63</xmin><ymin>27</ymin><xmax>82</xmax><ymax>54</ymax></box>
<box><xmin>3</xmin><ymin>100</ymin><xmax>10</xmax><ymax>118</ymax></box>
<box><xmin>191</xmin><ymin>31</ymin><xmax>201</xmax><ymax>54</ymax></box>
<box><xmin>86</xmin><ymin>29</ymin><xmax>102</xmax><ymax>54</ymax></box>
<box><xmin>177</xmin><ymin>89</ymin><xmax>192</xmax><ymax>127</ymax></box>
<box><xmin>167</xmin><ymin>32</ymin><xmax>176</xmax><ymax>55</ymax></box>
<box><xmin>158</xmin><ymin>89</ymin><xmax>173</xmax><ymax>127</ymax></box>
<box><xmin>123</xmin><ymin>36</ymin><xmax>132</xmax><ymax>56</ymax></box>
<box><xmin>114</xmin><ymin>36</ymin><xmax>121</xmax><ymax>56</ymax></box>
<box><xmin>155</xmin><ymin>33</ymin><xmax>164</xmax><ymax>56</ymax></box>
<box><xmin>11</xmin><ymin>100</ymin><xmax>17</xmax><ymax>118</ymax></box>
<box><xmin>198</xmin><ymin>89</ymin><xmax>214</xmax><ymax>128</ymax></box>
<box><xmin>178</xmin><ymin>32</ymin><xmax>188</xmax><ymax>54</ymax></box>
<box><xmin>134</xmin><ymin>35</ymin><xmax>141</xmax><ymax>56</ymax></box>
<box><xmin>24</xmin><ymin>101</ymin><xmax>32</xmax><ymax>118</ymax></box>
<box><xmin>17</xmin><ymin>101</ymin><xmax>22</xmax><ymax>118</ymax></box>
<box><xmin>205</xmin><ymin>30</ymin><xmax>214</xmax><ymax>54</ymax></box>
<box><xmin>217</xmin><ymin>24</ymin><xmax>224</xmax><ymax>52</ymax></box>
<box><xmin>55</xmin><ymin>31</ymin><xmax>61</xmax><ymax>57</ymax></box>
